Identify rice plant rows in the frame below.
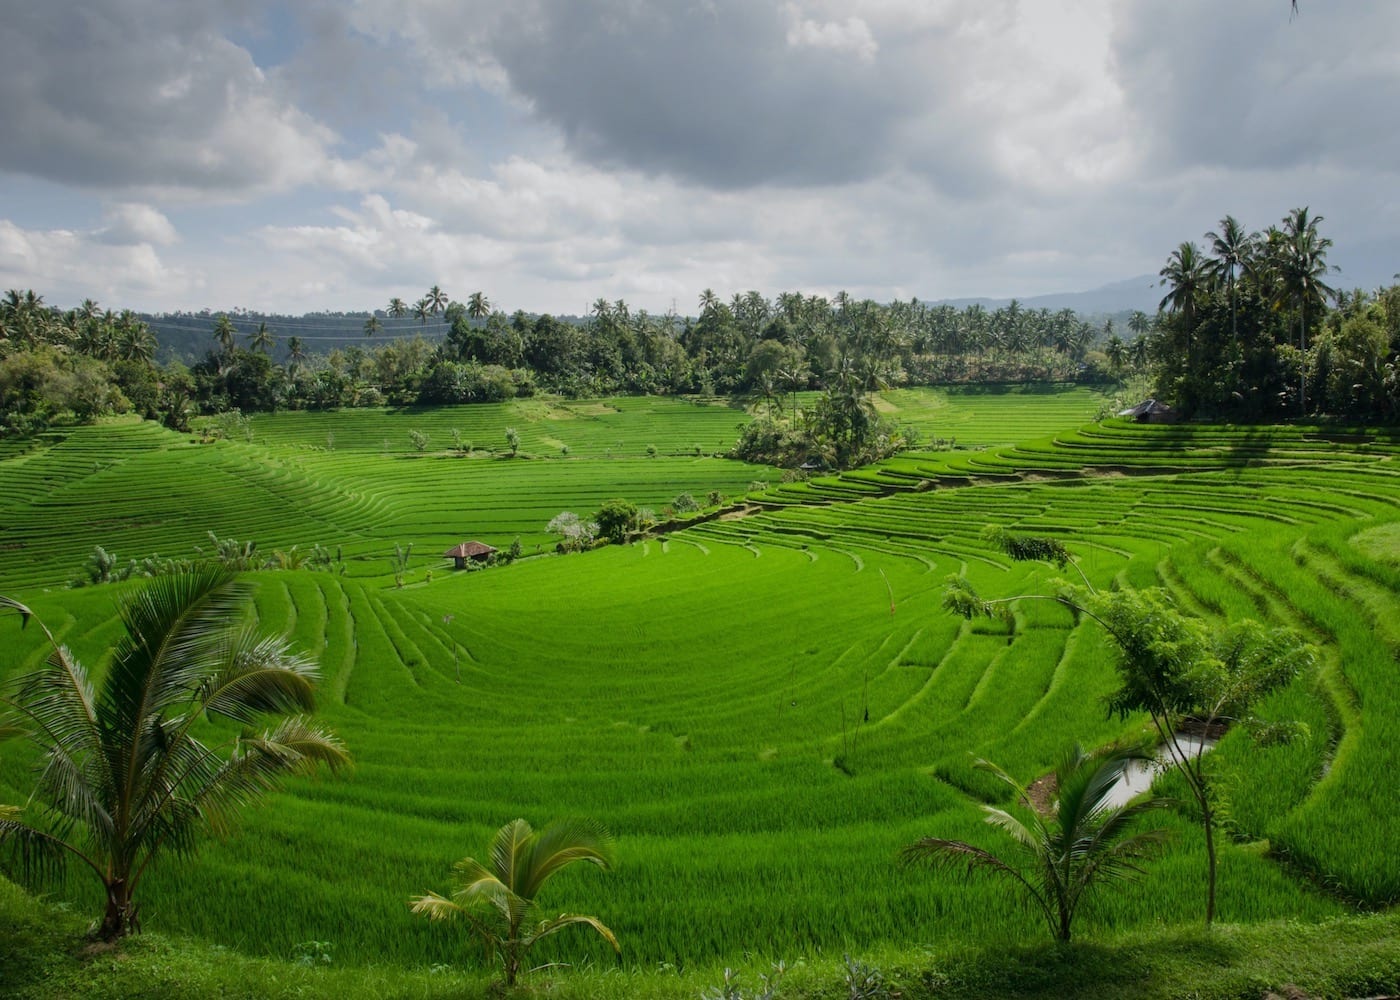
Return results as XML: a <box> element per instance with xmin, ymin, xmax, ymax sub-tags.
<box><xmin>0</xmin><ymin>391</ymin><xmax>1394</xmax><ymax>971</ymax></box>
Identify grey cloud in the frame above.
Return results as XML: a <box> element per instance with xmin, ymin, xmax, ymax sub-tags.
<box><xmin>1112</xmin><ymin>1</ymin><xmax>1400</xmax><ymax>173</ymax></box>
<box><xmin>0</xmin><ymin>0</ymin><xmax>336</xmax><ymax>196</ymax></box>
<box><xmin>485</xmin><ymin>1</ymin><xmax>907</xmax><ymax>188</ymax></box>
<box><xmin>382</xmin><ymin>0</ymin><xmax>1001</xmax><ymax>190</ymax></box>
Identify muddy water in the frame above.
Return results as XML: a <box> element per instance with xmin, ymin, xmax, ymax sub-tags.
<box><xmin>1102</xmin><ymin>734</ymin><xmax>1217</xmax><ymax>808</ymax></box>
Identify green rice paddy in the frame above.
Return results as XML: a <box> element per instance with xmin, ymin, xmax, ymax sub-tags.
<box><xmin>2</xmin><ymin>384</ymin><xmax>1397</xmax><ymax>977</ymax></box>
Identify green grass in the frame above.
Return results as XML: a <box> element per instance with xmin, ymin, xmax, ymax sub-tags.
<box><xmin>3</xmin><ymin>876</ymin><xmax>1399</xmax><ymax>1000</ymax></box>
<box><xmin>1</xmin><ymin>387</ymin><xmax>1398</xmax><ymax>987</ymax></box>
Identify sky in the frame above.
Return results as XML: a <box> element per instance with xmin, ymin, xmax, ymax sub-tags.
<box><xmin>0</xmin><ymin>0</ymin><xmax>1396</xmax><ymax>317</ymax></box>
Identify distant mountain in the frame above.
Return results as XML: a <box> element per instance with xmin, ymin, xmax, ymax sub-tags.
<box><xmin>931</xmin><ymin>275</ymin><xmax>1162</xmax><ymax>317</ymax></box>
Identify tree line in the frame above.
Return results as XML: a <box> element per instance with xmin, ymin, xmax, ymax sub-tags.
<box><xmin>1152</xmin><ymin>207</ymin><xmax>1400</xmax><ymax>420</ymax></box>
<box><xmin>0</xmin><ymin>285</ymin><xmax>1129</xmax><ymax>435</ymax></box>
<box><xmin>4</xmin><ymin>208</ymin><xmax>1398</xmax><ymax>450</ymax></box>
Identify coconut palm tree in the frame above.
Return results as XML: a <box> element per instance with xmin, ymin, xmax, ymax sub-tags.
<box><xmin>387</xmin><ymin>297</ymin><xmax>408</xmax><ymax>319</ymax></box>
<box><xmin>902</xmin><ymin>744</ymin><xmax>1169</xmax><ymax>944</ymax></box>
<box><xmin>410</xmin><ymin>818</ymin><xmax>619</xmax><ymax>986</ymax></box>
<box><xmin>212</xmin><ymin>313</ymin><xmax>237</xmax><ymax>355</ymax></box>
<box><xmin>363</xmin><ymin>315</ymin><xmax>382</xmax><ymax>338</ymax></box>
<box><xmin>426</xmin><ymin>285</ymin><xmax>448</xmax><ymax>315</ymax></box>
<box><xmin>1205</xmin><ymin>215</ymin><xmax>1255</xmax><ymax>343</ymax></box>
<box><xmin>467</xmin><ymin>291</ymin><xmax>490</xmax><ymax>321</ymax></box>
<box><xmin>0</xmin><ymin>570</ymin><xmax>349</xmax><ymax>940</ymax></box>
<box><xmin>286</xmin><ymin>336</ymin><xmax>307</xmax><ymax>368</ymax></box>
<box><xmin>413</xmin><ymin>298</ymin><xmax>432</xmax><ymax>325</ymax></box>
<box><xmin>116</xmin><ymin>320</ymin><xmax>156</xmax><ymax>364</ymax></box>
<box><xmin>1159</xmin><ymin>241</ymin><xmax>1209</xmax><ymax>367</ymax></box>
<box><xmin>248</xmin><ymin>321</ymin><xmax>276</xmax><ymax>355</ymax></box>
<box><xmin>1271</xmin><ymin>206</ymin><xmax>1336</xmax><ymax>414</ymax></box>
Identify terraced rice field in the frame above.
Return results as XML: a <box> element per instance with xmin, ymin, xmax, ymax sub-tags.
<box><xmin>2</xmin><ymin>387</ymin><xmax>1396</xmax><ymax>974</ymax></box>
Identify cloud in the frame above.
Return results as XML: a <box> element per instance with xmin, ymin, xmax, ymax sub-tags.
<box><xmin>95</xmin><ymin>204</ymin><xmax>180</xmax><ymax>247</ymax></box>
<box><xmin>2</xmin><ymin>0</ymin><xmax>1396</xmax><ymax>315</ymax></box>
<box><xmin>1112</xmin><ymin>0</ymin><xmax>1400</xmax><ymax>174</ymax></box>
<box><xmin>0</xmin><ymin>219</ymin><xmax>197</xmax><ymax>305</ymax></box>
<box><xmin>784</xmin><ymin>6</ymin><xmax>878</xmax><ymax>61</ymax></box>
<box><xmin>0</xmin><ymin>0</ymin><xmax>342</xmax><ymax>199</ymax></box>
<box><xmin>346</xmin><ymin>0</ymin><xmax>1136</xmax><ymax>198</ymax></box>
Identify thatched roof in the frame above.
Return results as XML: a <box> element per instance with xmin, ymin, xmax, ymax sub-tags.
<box><xmin>1117</xmin><ymin>398</ymin><xmax>1177</xmax><ymax>420</ymax></box>
<box><xmin>443</xmin><ymin>541</ymin><xmax>496</xmax><ymax>559</ymax></box>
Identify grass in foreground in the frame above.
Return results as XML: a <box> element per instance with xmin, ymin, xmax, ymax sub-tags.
<box><xmin>3</xmin><ymin>877</ymin><xmax>1398</xmax><ymax>1000</ymax></box>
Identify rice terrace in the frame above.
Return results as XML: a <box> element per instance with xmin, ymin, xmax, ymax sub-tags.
<box><xmin>4</xmin><ymin>370</ymin><xmax>1400</xmax><ymax>997</ymax></box>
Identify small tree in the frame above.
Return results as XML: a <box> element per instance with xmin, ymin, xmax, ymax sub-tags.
<box><xmin>0</xmin><ymin>571</ymin><xmax>348</xmax><ymax>940</ymax></box>
<box><xmin>410</xmin><ymin>818</ymin><xmax>619</xmax><ymax>987</ymax></box>
<box><xmin>902</xmin><ymin>744</ymin><xmax>1169</xmax><ymax>943</ymax></box>
<box><xmin>390</xmin><ymin>542</ymin><xmax>413</xmax><ymax>587</ymax></box>
<box><xmin>946</xmin><ymin>527</ymin><xmax>1314</xmax><ymax>926</ymax></box>
<box><xmin>504</xmin><ymin>426</ymin><xmax>520</xmax><ymax>456</ymax></box>
<box><xmin>672</xmin><ymin>492</ymin><xmax>699</xmax><ymax>514</ymax></box>
<box><xmin>409</xmin><ymin>429</ymin><xmax>430</xmax><ymax>453</ymax></box>
<box><xmin>546</xmin><ymin>512</ymin><xmax>597</xmax><ymax>553</ymax></box>
<box><xmin>594</xmin><ymin>499</ymin><xmax>639</xmax><ymax>544</ymax></box>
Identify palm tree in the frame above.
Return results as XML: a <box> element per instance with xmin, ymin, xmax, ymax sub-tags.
<box><xmin>0</xmin><ymin>571</ymin><xmax>348</xmax><ymax>940</ymax></box>
<box><xmin>1205</xmin><ymin>215</ymin><xmax>1255</xmax><ymax>343</ymax></box>
<box><xmin>410</xmin><ymin>818</ymin><xmax>619</xmax><ymax>986</ymax></box>
<box><xmin>212</xmin><ymin>313</ymin><xmax>237</xmax><ymax>354</ymax></box>
<box><xmin>413</xmin><ymin>298</ymin><xmax>432</xmax><ymax>325</ymax></box>
<box><xmin>902</xmin><ymin>745</ymin><xmax>1169</xmax><ymax>943</ymax></box>
<box><xmin>1105</xmin><ymin>334</ymin><xmax>1126</xmax><ymax>380</ymax></box>
<box><xmin>1130</xmin><ymin>334</ymin><xmax>1150</xmax><ymax>371</ymax></box>
<box><xmin>363</xmin><ymin>315</ymin><xmax>382</xmax><ymax>338</ymax></box>
<box><xmin>387</xmin><ymin>297</ymin><xmax>408</xmax><ymax>319</ymax></box>
<box><xmin>286</xmin><ymin>336</ymin><xmax>307</xmax><ymax>368</ymax></box>
<box><xmin>1159</xmin><ymin>241</ymin><xmax>1209</xmax><ymax>366</ymax></box>
<box><xmin>117</xmin><ymin>322</ymin><xmax>156</xmax><ymax>364</ymax></box>
<box><xmin>426</xmin><ymin>285</ymin><xmax>448</xmax><ymax>315</ymax></box>
<box><xmin>1272</xmin><ymin>206</ymin><xmax>1336</xmax><ymax>414</ymax></box>
<box><xmin>248</xmin><ymin>321</ymin><xmax>276</xmax><ymax>355</ymax></box>
<box><xmin>467</xmin><ymin>292</ymin><xmax>490</xmax><ymax>321</ymax></box>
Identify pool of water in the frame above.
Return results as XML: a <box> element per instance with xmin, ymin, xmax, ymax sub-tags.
<box><xmin>1102</xmin><ymin>733</ymin><xmax>1216</xmax><ymax>808</ymax></box>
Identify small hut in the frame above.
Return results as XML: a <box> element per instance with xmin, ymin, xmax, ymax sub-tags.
<box><xmin>443</xmin><ymin>541</ymin><xmax>496</xmax><ymax>569</ymax></box>
<box><xmin>1117</xmin><ymin>398</ymin><xmax>1179</xmax><ymax>424</ymax></box>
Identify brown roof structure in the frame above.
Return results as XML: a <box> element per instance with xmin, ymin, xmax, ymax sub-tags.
<box><xmin>444</xmin><ymin>541</ymin><xmax>496</xmax><ymax>558</ymax></box>
<box><xmin>444</xmin><ymin>541</ymin><xmax>497</xmax><ymax>567</ymax></box>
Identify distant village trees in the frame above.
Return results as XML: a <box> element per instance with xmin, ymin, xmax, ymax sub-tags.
<box><xmin>5</xmin><ymin>244</ymin><xmax>1400</xmax><ymax>465</ymax></box>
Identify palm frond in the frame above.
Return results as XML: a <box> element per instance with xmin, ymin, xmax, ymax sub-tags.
<box><xmin>981</xmin><ymin>805</ymin><xmax>1042</xmax><ymax>854</ymax></box>
<box><xmin>101</xmin><ymin>569</ymin><xmax>241</xmax><ymax>742</ymax></box>
<box><xmin>409</xmin><ymin>889</ymin><xmax>466</xmax><ymax>921</ymax></box>
<box><xmin>492</xmin><ymin>818</ymin><xmax>534</xmax><ymax>887</ymax></box>
<box><xmin>33</xmin><ymin>743</ymin><xmax>115</xmax><ymax>844</ymax></box>
<box><xmin>526</xmin><ymin>912</ymin><xmax>620</xmax><ymax>953</ymax></box>
<box><xmin>518</xmin><ymin>818</ymin><xmax>616</xmax><ymax>901</ymax></box>
<box><xmin>0</xmin><ymin>806</ymin><xmax>98</xmax><ymax>885</ymax></box>
<box><xmin>0</xmin><ymin>594</ymin><xmax>35</xmax><ymax>627</ymax></box>
<box><xmin>192</xmin><ymin>717</ymin><xmax>348</xmax><ymax>834</ymax></box>
<box><xmin>901</xmin><ymin>836</ymin><xmax>1024</xmax><ymax>883</ymax></box>
<box><xmin>9</xmin><ymin>644</ymin><xmax>101</xmax><ymax>761</ymax></box>
<box><xmin>198</xmin><ymin>628</ymin><xmax>319</xmax><ymax>724</ymax></box>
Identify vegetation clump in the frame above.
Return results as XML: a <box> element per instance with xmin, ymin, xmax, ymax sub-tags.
<box><xmin>0</xmin><ymin>570</ymin><xmax>348</xmax><ymax>940</ymax></box>
<box><xmin>903</xmin><ymin>744</ymin><xmax>1170</xmax><ymax>944</ymax></box>
<box><xmin>410</xmin><ymin>818</ymin><xmax>618</xmax><ymax>987</ymax></box>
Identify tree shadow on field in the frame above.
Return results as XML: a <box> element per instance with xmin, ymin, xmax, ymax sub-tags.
<box><xmin>1220</xmin><ymin>425</ymin><xmax>1277</xmax><ymax>477</ymax></box>
<box><xmin>922</xmin><ymin>934</ymin><xmax>1243</xmax><ymax>1000</ymax></box>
